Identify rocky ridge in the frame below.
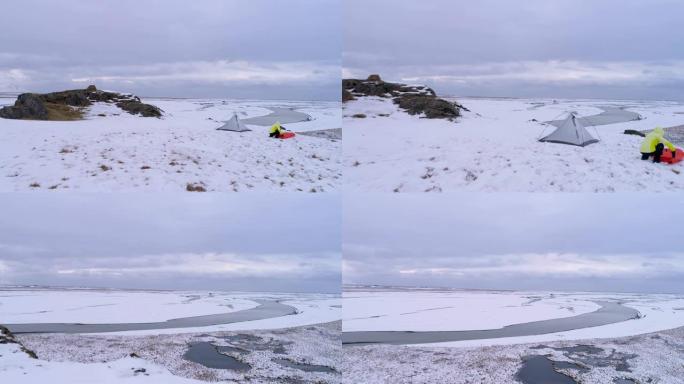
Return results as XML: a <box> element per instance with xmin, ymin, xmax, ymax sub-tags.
<box><xmin>342</xmin><ymin>74</ymin><xmax>462</xmax><ymax>120</ymax></box>
<box><xmin>0</xmin><ymin>85</ymin><xmax>163</xmax><ymax>120</ymax></box>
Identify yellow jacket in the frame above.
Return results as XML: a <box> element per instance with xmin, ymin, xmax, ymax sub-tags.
<box><xmin>640</xmin><ymin>127</ymin><xmax>675</xmax><ymax>153</ymax></box>
<box><xmin>269</xmin><ymin>122</ymin><xmax>282</xmax><ymax>135</ymax></box>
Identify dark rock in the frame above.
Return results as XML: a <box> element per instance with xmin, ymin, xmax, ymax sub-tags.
<box><xmin>624</xmin><ymin>129</ymin><xmax>646</xmax><ymax>137</ymax></box>
<box><xmin>352</xmin><ymin>113</ymin><xmax>367</xmax><ymax>118</ymax></box>
<box><xmin>394</xmin><ymin>94</ymin><xmax>460</xmax><ymax>119</ymax></box>
<box><xmin>116</xmin><ymin>100</ymin><xmax>162</xmax><ymax>118</ymax></box>
<box><xmin>343</xmin><ymin>75</ymin><xmax>461</xmax><ymax>120</ymax></box>
<box><xmin>0</xmin><ymin>93</ymin><xmax>49</xmax><ymax>119</ymax></box>
<box><xmin>0</xmin><ymin>86</ymin><xmax>162</xmax><ymax>120</ymax></box>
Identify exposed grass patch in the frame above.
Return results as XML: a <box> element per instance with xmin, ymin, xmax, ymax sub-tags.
<box><xmin>186</xmin><ymin>183</ymin><xmax>206</xmax><ymax>192</ymax></box>
<box><xmin>45</xmin><ymin>103</ymin><xmax>84</xmax><ymax>121</ymax></box>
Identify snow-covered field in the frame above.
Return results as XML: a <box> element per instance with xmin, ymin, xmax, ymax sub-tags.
<box><xmin>0</xmin><ymin>289</ymin><xmax>257</xmax><ymax>324</ymax></box>
<box><xmin>342</xmin><ymin>289</ymin><xmax>684</xmax><ymax>383</ymax></box>
<box><xmin>0</xmin><ymin>289</ymin><xmax>341</xmax><ymax>383</ymax></box>
<box><xmin>343</xmin><ymin>289</ymin><xmax>684</xmax><ymax>346</ymax></box>
<box><xmin>344</xmin><ymin>290</ymin><xmax>600</xmax><ymax>332</ymax></box>
<box><xmin>0</xmin><ymin>97</ymin><xmax>341</xmax><ymax>192</ymax></box>
<box><xmin>344</xmin><ymin>97</ymin><xmax>684</xmax><ymax>192</ymax></box>
<box><xmin>342</xmin><ymin>326</ymin><xmax>684</xmax><ymax>384</ymax></box>
<box><xmin>0</xmin><ymin>288</ymin><xmax>341</xmax><ymax>335</ymax></box>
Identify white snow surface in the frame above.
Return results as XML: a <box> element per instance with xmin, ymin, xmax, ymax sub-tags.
<box><xmin>112</xmin><ymin>293</ymin><xmax>342</xmax><ymax>336</ymax></box>
<box><xmin>433</xmin><ymin>292</ymin><xmax>684</xmax><ymax>348</ymax></box>
<box><xmin>344</xmin><ymin>289</ymin><xmax>684</xmax><ymax>347</ymax></box>
<box><xmin>0</xmin><ymin>289</ymin><xmax>341</xmax><ymax>335</ymax></box>
<box><xmin>344</xmin><ymin>97</ymin><xmax>684</xmax><ymax>192</ymax></box>
<box><xmin>0</xmin><ymin>289</ymin><xmax>256</xmax><ymax>324</ymax></box>
<box><xmin>343</xmin><ymin>290</ymin><xmax>599</xmax><ymax>332</ymax></box>
<box><xmin>0</xmin><ymin>343</ymin><xmax>202</xmax><ymax>384</ymax></box>
<box><xmin>0</xmin><ymin>98</ymin><xmax>341</xmax><ymax>192</ymax></box>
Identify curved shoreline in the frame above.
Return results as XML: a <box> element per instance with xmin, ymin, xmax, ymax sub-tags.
<box><xmin>242</xmin><ymin>107</ymin><xmax>311</xmax><ymax>126</ymax></box>
<box><xmin>342</xmin><ymin>301</ymin><xmax>639</xmax><ymax>345</ymax></box>
<box><xmin>548</xmin><ymin>106</ymin><xmax>641</xmax><ymax>128</ymax></box>
<box><xmin>4</xmin><ymin>300</ymin><xmax>297</xmax><ymax>334</ymax></box>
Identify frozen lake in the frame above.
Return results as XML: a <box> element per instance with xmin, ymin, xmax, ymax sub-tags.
<box><xmin>6</xmin><ymin>300</ymin><xmax>296</xmax><ymax>334</ymax></box>
<box><xmin>343</xmin><ymin>301</ymin><xmax>638</xmax><ymax>345</ymax></box>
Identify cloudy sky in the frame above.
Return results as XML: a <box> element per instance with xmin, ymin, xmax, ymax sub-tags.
<box><xmin>0</xmin><ymin>0</ymin><xmax>340</xmax><ymax>100</ymax></box>
<box><xmin>0</xmin><ymin>194</ymin><xmax>340</xmax><ymax>293</ymax></box>
<box><xmin>345</xmin><ymin>194</ymin><xmax>684</xmax><ymax>293</ymax></box>
<box><xmin>345</xmin><ymin>0</ymin><xmax>684</xmax><ymax>100</ymax></box>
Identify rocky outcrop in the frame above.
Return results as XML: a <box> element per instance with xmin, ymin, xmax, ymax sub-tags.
<box><xmin>115</xmin><ymin>99</ymin><xmax>162</xmax><ymax>117</ymax></box>
<box><xmin>0</xmin><ymin>325</ymin><xmax>37</xmax><ymax>359</ymax></box>
<box><xmin>0</xmin><ymin>93</ymin><xmax>49</xmax><ymax>119</ymax></box>
<box><xmin>0</xmin><ymin>85</ymin><xmax>163</xmax><ymax>120</ymax></box>
<box><xmin>342</xmin><ymin>74</ymin><xmax>461</xmax><ymax>120</ymax></box>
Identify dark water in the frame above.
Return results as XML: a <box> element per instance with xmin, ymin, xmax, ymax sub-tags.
<box><xmin>4</xmin><ymin>300</ymin><xmax>297</xmax><ymax>334</ymax></box>
<box><xmin>273</xmin><ymin>358</ymin><xmax>337</xmax><ymax>373</ymax></box>
<box><xmin>214</xmin><ymin>333</ymin><xmax>290</xmax><ymax>354</ymax></box>
<box><xmin>183</xmin><ymin>341</ymin><xmax>251</xmax><ymax>371</ymax></box>
<box><xmin>242</xmin><ymin>107</ymin><xmax>311</xmax><ymax>126</ymax></box>
<box><xmin>516</xmin><ymin>355</ymin><xmax>585</xmax><ymax>384</ymax></box>
<box><xmin>342</xmin><ymin>301</ymin><xmax>639</xmax><ymax>345</ymax></box>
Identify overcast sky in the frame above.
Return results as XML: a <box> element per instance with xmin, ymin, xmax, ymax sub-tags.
<box><xmin>0</xmin><ymin>194</ymin><xmax>340</xmax><ymax>293</ymax></box>
<box><xmin>344</xmin><ymin>194</ymin><xmax>684</xmax><ymax>294</ymax></box>
<box><xmin>345</xmin><ymin>0</ymin><xmax>684</xmax><ymax>101</ymax></box>
<box><xmin>0</xmin><ymin>0</ymin><xmax>340</xmax><ymax>100</ymax></box>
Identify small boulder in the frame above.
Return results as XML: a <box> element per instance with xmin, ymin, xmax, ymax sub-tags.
<box><xmin>367</xmin><ymin>74</ymin><xmax>382</xmax><ymax>82</ymax></box>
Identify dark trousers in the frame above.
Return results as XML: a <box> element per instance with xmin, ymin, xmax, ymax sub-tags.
<box><xmin>641</xmin><ymin>143</ymin><xmax>665</xmax><ymax>162</ymax></box>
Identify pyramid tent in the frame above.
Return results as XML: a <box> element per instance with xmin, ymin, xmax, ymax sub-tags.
<box><xmin>217</xmin><ymin>113</ymin><xmax>251</xmax><ymax>132</ymax></box>
<box><xmin>539</xmin><ymin>112</ymin><xmax>599</xmax><ymax>147</ymax></box>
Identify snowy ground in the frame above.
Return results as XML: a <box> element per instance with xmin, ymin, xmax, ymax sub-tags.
<box><xmin>342</xmin><ymin>289</ymin><xmax>684</xmax><ymax>383</ymax></box>
<box><xmin>0</xmin><ymin>289</ymin><xmax>257</xmax><ymax>324</ymax></box>
<box><xmin>343</xmin><ymin>289</ymin><xmax>684</xmax><ymax>346</ymax></box>
<box><xmin>0</xmin><ymin>289</ymin><xmax>341</xmax><ymax>383</ymax></box>
<box><xmin>0</xmin><ymin>97</ymin><xmax>341</xmax><ymax>192</ymax></box>
<box><xmin>0</xmin><ymin>288</ymin><xmax>341</xmax><ymax>335</ymax></box>
<box><xmin>344</xmin><ymin>97</ymin><xmax>684</xmax><ymax>192</ymax></box>
<box><xmin>343</xmin><ymin>290</ymin><xmax>600</xmax><ymax>332</ymax></box>
<box><xmin>3</xmin><ymin>322</ymin><xmax>341</xmax><ymax>384</ymax></box>
<box><xmin>342</xmin><ymin>326</ymin><xmax>684</xmax><ymax>384</ymax></box>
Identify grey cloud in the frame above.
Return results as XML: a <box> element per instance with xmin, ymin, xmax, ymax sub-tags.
<box><xmin>345</xmin><ymin>0</ymin><xmax>684</xmax><ymax>100</ymax></box>
<box><xmin>0</xmin><ymin>194</ymin><xmax>341</xmax><ymax>293</ymax></box>
<box><xmin>344</xmin><ymin>193</ymin><xmax>684</xmax><ymax>293</ymax></box>
<box><xmin>0</xmin><ymin>0</ymin><xmax>341</xmax><ymax>100</ymax></box>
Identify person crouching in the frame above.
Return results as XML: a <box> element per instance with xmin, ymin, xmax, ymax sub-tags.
<box><xmin>640</xmin><ymin>127</ymin><xmax>676</xmax><ymax>163</ymax></box>
<box><xmin>269</xmin><ymin>121</ymin><xmax>284</xmax><ymax>138</ymax></box>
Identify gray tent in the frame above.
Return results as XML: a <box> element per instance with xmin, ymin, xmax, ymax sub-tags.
<box><xmin>539</xmin><ymin>112</ymin><xmax>599</xmax><ymax>147</ymax></box>
<box><xmin>217</xmin><ymin>113</ymin><xmax>251</xmax><ymax>132</ymax></box>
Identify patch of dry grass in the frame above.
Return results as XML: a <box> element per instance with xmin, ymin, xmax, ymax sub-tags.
<box><xmin>186</xmin><ymin>183</ymin><xmax>206</xmax><ymax>192</ymax></box>
<box><xmin>45</xmin><ymin>103</ymin><xmax>84</xmax><ymax>121</ymax></box>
